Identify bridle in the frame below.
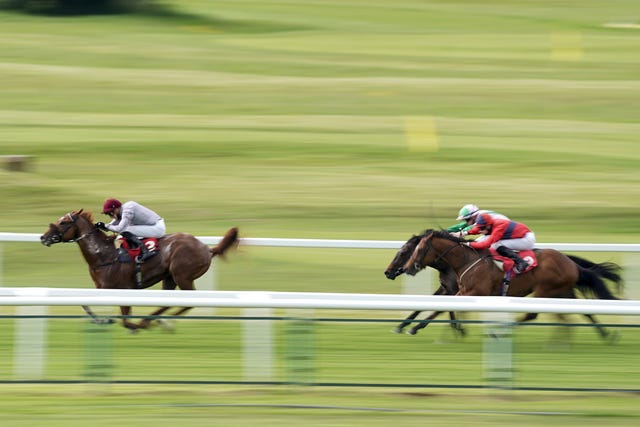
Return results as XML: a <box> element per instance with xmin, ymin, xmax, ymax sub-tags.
<box><xmin>412</xmin><ymin>234</ymin><xmax>456</xmax><ymax>270</ymax></box>
<box><xmin>44</xmin><ymin>212</ymin><xmax>97</xmax><ymax>245</ymax></box>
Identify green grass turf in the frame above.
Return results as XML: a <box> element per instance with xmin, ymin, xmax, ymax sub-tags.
<box><xmin>0</xmin><ymin>0</ymin><xmax>639</xmax><ymax>424</ymax></box>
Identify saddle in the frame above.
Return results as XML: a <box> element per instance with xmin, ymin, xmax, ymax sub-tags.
<box><xmin>489</xmin><ymin>248</ymin><xmax>538</xmax><ymax>274</ymax></box>
<box><xmin>116</xmin><ymin>237</ymin><xmax>159</xmax><ymax>263</ymax></box>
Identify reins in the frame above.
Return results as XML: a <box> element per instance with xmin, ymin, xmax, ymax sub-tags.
<box><xmin>415</xmin><ymin>232</ymin><xmax>490</xmax><ymax>281</ymax></box>
<box><xmin>67</xmin><ymin>227</ymin><xmax>98</xmax><ymax>243</ymax></box>
<box><xmin>57</xmin><ymin>212</ymin><xmax>99</xmax><ymax>243</ymax></box>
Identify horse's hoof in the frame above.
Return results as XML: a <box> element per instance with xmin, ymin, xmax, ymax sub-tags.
<box><xmin>90</xmin><ymin>317</ymin><xmax>115</xmax><ymax>325</ymax></box>
<box><xmin>406</xmin><ymin>329</ymin><xmax>418</xmax><ymax>336</ymax></box>
<box><xmin>156</xmin><ymin>319</ymin><xmax>176</xmax><ymax>333</ymax></box>
<box><xmin>605</xmin><ymin>331</ymin><xmax>620</xmax><ymax>345</ymax></box>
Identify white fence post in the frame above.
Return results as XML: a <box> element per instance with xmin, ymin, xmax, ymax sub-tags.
<box><xmin>482</xmin><ymin>312</ymin><xmax>514</xmax><ymax>388</ymax></box>
<box><xmin>14</xmin><ymin>305</ymin><xmax>47</xmax><ymax>380</ymax></box>
<box><xmin>242</xmin><ymin>307</ymin><xmax>273</xmax><ymax>382</ymax></box>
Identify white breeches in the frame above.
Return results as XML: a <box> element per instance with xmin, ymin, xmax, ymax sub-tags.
<box><xmin>122</xmin><ymin>219</ymin><xmax>166</xmax><ymax>238</ymax></box>
<box><xmin>489</xmin><ymin>232</ymin><xmax>536</xmax><ymax>251</ymax></box>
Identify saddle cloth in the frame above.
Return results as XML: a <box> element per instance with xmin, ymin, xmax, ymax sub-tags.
<box><xmin>489</xmin><ymin>248</ymin><xmax>538</xmax><ymax>274</ymax></box>
<box><xmin>117</xmin><ymin>237</ymin><xmax>159</xmax><ymax>262</ymax></box>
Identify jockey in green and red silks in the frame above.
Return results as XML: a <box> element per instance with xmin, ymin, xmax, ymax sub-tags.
<box><xmin>446</xmin><ymin>203</ymin><xmax>509</xmax><ymax>240</ymax></box>
<box><xmin>466</xmin><ymin>213</ymin><xmax>536</xmax><ymax>274</ymax></box>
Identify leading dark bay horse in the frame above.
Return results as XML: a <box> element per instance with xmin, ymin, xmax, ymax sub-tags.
<box><xmin>389</xmin><ymin>229</ymin><xmax>622</xmax><ymax>339</ymax></box>
<box><xmin>40</xmin><ymin>209</ymin><xmax>239</xmax><ymax>331</ymax></box>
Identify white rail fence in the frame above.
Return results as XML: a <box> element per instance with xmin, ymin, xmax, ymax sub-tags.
<box><xmin>3</xmin><ymin>231</ymin><xmax>640</xmax><ymax>294</ymax></box>
<box><xmin>1</xmin><ymin>287</ymin><xmax>640</xmax><ymax>385</ymax></box>
<box><xmin>1</xmin><ymin>287</ymin><xmax>640</xmax><ymax>315</ymax></box>
<box><xmin>2</xmin><ymin>231</ymin><xmax>640</xmax><ymax>251</ymax></box>
<box><xmin>1</xmin><ymin>232</ymin><xmax>640</xmax><ymax>384</ymax></box>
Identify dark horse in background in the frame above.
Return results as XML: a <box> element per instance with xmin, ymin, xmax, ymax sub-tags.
<box><xmin>41</xmin><ymin>209</ymin><xmax>239</xmax><ymax>331</ymax></box>
<box><xmin>385</xmin><ymin>230</ymin><xmax>623</xmax><ymax>339</ymax></box>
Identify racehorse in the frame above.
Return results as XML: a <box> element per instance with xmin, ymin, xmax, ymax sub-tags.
<box><xmin>394</xmin><ymin>229</ymin><xmax>622</xmax><ymax>339</ymax></box>
<box><xmin>384</xmin><ymin>231</ymin><xmax>623</xmax><ymax>336</ymax></box>
<box><xmin>40</xmin><ymin>209</ymin><xmax>239</xmax><ymax>331</ymax></box>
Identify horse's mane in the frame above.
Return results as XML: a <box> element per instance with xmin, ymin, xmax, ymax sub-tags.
<box><xmin>422</xmin><ymin>228</ymin><xmax>468</xmax><ymax>244</ymax></box>
<box><xmin>75</xmin><ymin>210</ymin><xmax>95</xmax><ymax>223</ymax></box>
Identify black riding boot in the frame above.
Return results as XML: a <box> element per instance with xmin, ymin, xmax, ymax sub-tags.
<box><xmin>121</xmin><ymin>231</ymin><xmax>155</xmax><ymax>263</ymax></box>
<box><xmin>496</xmin><ymin>246</ymin><xmax>528</xmax><ymax>274</ymax></box>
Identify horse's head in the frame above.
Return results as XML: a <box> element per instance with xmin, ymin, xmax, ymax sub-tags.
<box><xmin>40</xmin><ymin>209</ymin><xmax>96</xmax><ymax>246</ymax></box>
<box><xmin>384</xmin><ymin>234</ymin><xmax>422</xmax><ymax>280</ymax></box>
<box><xmin>402</xmin><ymin>230</ymin><xmax>465</xmax><ymax>276</ymax></box>
<box><xmin>402</xmin><ymin>232</ymin><xmax>434</xmax><ymax>276</ymax></box>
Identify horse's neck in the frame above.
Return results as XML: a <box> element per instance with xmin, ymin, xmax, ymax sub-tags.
<box><xmin>76</xmin><ymin>225</ymin><xmax>117</xmax><ymax>266</ymax></box>
<box><xmin>432</xmin><ymin>240</ymin><xmax>478</xmax><ymax>273</ymax></box>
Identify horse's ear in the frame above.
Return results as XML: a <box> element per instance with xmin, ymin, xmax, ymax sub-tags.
<box><xmin>78</xmin><ymin>209</ymin><xmax>84</xmax><ymax>215</ymax></box>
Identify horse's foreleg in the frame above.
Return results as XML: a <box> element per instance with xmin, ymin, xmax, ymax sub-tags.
<box><xmin>170</xmin><ymin>306</ymin><xmax>193</xmax><ymax>316</ymax></box>
<box><xmin>82</xmin><ymin>305</ymin><xmax>115</xmax><ymax>324</ymax></box>
<box><xmin>119</xmin><ymin>306</ymin><xmax>141</xmax><ymax>331</ymax></box>
<box><xmin>448</xmin><ymin>311</ymin><xmax>466</xmax><ymax>336</ymax></box>
<box><xmin>394</xmin><ymin>310</ymin><xmax>421</xmax><ymax>334</ymax></box>
<box><xmin>408</xmin><ymin>311</ymin><xmax>444</xmax><ymax>335</ymax></box>
<box><xmin>518</xmin><ymin>312</ymin><xmax>539</xmax><ymax>323</ymax></box>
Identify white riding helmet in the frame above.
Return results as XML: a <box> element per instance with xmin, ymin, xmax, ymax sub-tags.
<box><xmin>456</xmin><ymin>204</ymin><xmax>480</xmax><ymax>220</ymax></box>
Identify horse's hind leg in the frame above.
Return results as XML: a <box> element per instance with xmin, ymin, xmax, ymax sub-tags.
<box><xmin>137</xmin><ymin>306</ymin><xmax>173</xmax><ymax>330</ymax></box>
<box><xmin>583</xmin><ymin>313</ymin><xmax>619</xmax><ymax>343</ymax></box>
<box><xmin>139</xmin><ymin>276</ymin><xmax>196</xmax><ymax>330</ymax></box>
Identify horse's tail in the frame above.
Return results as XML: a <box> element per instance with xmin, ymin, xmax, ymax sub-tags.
<box><xmin>569</xmin><ymin>255</ymin><xmax>624</xmax><ymax>294</ymax></box>
<box><xmin>568</xmin><ymin>255</ymin><xmax>622</xmax><ymax>283</ymax></box>
<box><xmin>575</xmin><ymin>267</ymin><xmax>619</xmax><ymax>300</ymax></box>
<box><xmin>210</xmin><ymin>227</ymin><xmax>239</xmax><ymax>258</ymax></box>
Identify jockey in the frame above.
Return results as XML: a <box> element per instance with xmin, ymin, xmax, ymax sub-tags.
<box><xmin>465</xmin><ymin>213</ymin><xmax>536</xmax><ymax>274</ymax></box>
<box><xmin>447</xmin><ymin>204</ymin><xmax>509</xmax><ymax>241</ymax></box>
<box><xmin>96</xmin><ymin>198</ymin><xmax>166</xmax><ymax>263</ymax></box>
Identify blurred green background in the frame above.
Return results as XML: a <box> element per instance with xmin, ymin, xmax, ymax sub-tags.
<box><xmin>0</xmin><ymin>1</ymin><xmax>639</xmax><ymax>425</ymax></box>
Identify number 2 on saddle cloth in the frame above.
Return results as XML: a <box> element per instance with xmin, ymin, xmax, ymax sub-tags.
<box><xmin>117</xmin><ymin>237</ymin><xmax>158</xmax><ymax>263</ymax></box>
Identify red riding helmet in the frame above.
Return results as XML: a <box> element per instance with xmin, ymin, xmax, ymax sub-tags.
<box><xmin>475</xmin><ymin>213</ymin><xmax>493</xmax><ymax>229</ymax></box>
<box><xmin>102</xmin><ymin>198</ymin><xmax>122</xmax><ymax>214</ymax></box>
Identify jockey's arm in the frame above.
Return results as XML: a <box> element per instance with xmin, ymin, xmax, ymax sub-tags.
<box><xmin>446</xmin><ymin>221</ymin><xmax>468</xmax><ymax>233</ymax></box>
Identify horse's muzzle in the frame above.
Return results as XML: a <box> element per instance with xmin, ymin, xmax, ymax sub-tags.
<box><xmin>384</xmin><ymin>268</ymin><xmax>404</xmax><ymax>280</ymax></box>
<box><xmin>40</xmin><ymin>234</ymin><xmax>57</xmax><ymax>247</ymax></box>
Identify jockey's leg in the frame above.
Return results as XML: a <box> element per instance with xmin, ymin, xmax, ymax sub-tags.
<box><xmin>496</xmin><ymin>246</ymin><xmax>529</xmax><ymax>274</ymax></box>
<box><xmin>120</xmin><ymin>231</ymin><xmax>155</xmax><ymax>263</ymax></box>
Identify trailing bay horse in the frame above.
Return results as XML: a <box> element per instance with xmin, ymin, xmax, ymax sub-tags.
<box><xmin>396</xmin><ymin>229</ymin><xmax>622</xmax><ymax>340</ymax></box>
<box><xmin>40</xmin><ymin>209</ymin><xmax>239</xmax><ymax>331</ymax></box>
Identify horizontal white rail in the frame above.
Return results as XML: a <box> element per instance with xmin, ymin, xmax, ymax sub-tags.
<box><xmin>1</xmin><ymin>232</ymin><xmax>640</xmax><ymax>251</ymax></box>
<box><xmin>0</xmin><ymin>288</ymin><xmax>638</xmax><ymax>316</ymax></box>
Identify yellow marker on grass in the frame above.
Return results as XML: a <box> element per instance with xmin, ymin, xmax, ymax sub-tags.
<box><xmin>550</xmin><ymin>31</ymin><xmax>583</xmax><ymax>61</ymax></box>
<box><xmin>404</xmin><ymin>117</ymin><xmax>439</xmax><ymax>152</ymax></box>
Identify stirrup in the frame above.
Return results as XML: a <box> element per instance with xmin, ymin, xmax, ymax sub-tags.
<box><xmin>501</xmin><ymin>280</ymin><xmax>510</xmax><ymax>296</ymax></box>
<box><xmin>135</xmin><ymin>251</ymin><xmax>156</xmax><ymax>263</ymax></box>
<box><xmin>501</xmin><ymin>271</ymin><xmax>512</xmax><ymax>296</ymax></box>
<box><xmin>514</xmin><ymin>261</ymin><xmax>528</xmax><ymax>274</ymax></box>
